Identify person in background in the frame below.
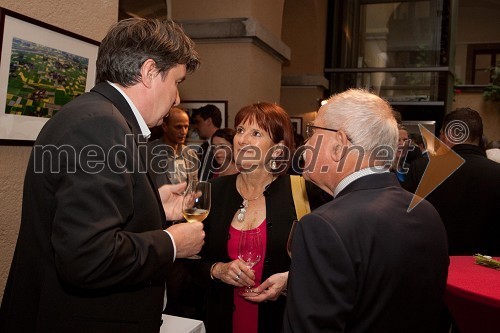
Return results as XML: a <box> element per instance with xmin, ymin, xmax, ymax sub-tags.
<box><xmin>405</xmin><ymin>132</ymin><xmax>423</xmax><ymax>164</ymax></box>
<box><xmin>147</xmin><ymin>107</ymin><xmax>201</xmax><ymax>317</ymax></box>
<box><xmin>191</xmin><ymin>104</ymin><xmax>222</xmax><ymax>180</ymax></box>
<box><xmin>190</xmin><ymin>102</ymin><xmax>330</xmax><ymax>333</ymax></box>
<box><xmin>485</xmin><ymin>139</ymin><xmax>500</xmax><ymax>163</ymax></box>
<box><xmin>412</xmin><ymin>133</ymin><xmax>427</xmax><ymax>156</ymax></box>
<box><xmin>283</xmin><ymin>89</ymin><xmax>449</xmax><ymax>333</ymax></box>
<box><xmin>404</xmin><ymin>108</ymin><xmax>500</xmax><ymax>255</ymax></box>
<box><xmin>402</xmin><ymin>132</ymin><xmax>430</xmax><ymax>191</ymax></box>
<box><xmin>148</xmin><ymin>107</ymin><xmax>199</xmax><ymax>187</ymax></box>
<box><xmin>211</xmin><ymin>128</ymin><xmax>239</xmax><ymax>177</ymax></box>
<box><xmin>391</xmin><ymin>125</ymin><xmax>411</xmax><ymax>183</ymax></box>
<box><xmin>393</xmin><ymin>109</ymin><xmax>403</xmax><ymax>125</ymax></box>
<box><xmin>0</xmin><ymin>18</ymin><xmax>205</xmax><ymax>332</ymax></box>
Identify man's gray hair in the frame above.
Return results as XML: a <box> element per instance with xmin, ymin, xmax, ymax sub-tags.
<box><xmin>322</xmin><ymin>89</ymin><xmax>399</xmax><ymax>161</ymax></box>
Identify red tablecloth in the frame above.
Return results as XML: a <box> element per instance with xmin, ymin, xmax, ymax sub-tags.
<box><xmin>445</xmin><ymin>256</ymin><xmax>500</xmax><ymax>333</ymax></box>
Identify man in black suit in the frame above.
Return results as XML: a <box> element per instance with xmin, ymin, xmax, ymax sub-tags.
<box><xmin>403</xmin><ymin>108</ymin><xmax>500</xmax><ymax>255</ymax></box>
<box><xmin>283</xmin><ymin>89</ymin><xmax>449</xmax><ymax>333</ymax></box>
<box><xmin>0</xmin><ymin>19</ymin><xmax>205</xmax><ymax>332</ymax></box>
<box><xmin>191</xmin><ymin>104</ymin><xmax>222</xmax><ymax>180</ymax></box>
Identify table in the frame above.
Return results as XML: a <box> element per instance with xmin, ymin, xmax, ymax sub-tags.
<box><xmin>445</xmin><ymin>256</ymin><xmax>500</xmax><ymax>333</ymax></box>
<box><xmin>160</xmin><ymin>314</ymin><xmax>205</xmax><ymax>333</ymax></box>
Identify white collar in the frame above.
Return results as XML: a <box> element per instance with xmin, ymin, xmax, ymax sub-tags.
<box><xmin>107</xmin><ymin>81</ymin><xmax>151</xmax><ymax>139</ymax></box>
<box><xmin>334</xmin><ymin>167</ymin><xmax>389</xmax><ymax>198</ymax></box>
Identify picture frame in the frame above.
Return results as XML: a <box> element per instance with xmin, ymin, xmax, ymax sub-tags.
<box><xmin>0</xmin><ymin>8</ymin><xmax>99</xmax><ymax>141</ymax></box>
<box><xmin>178</xmin><ymin>100</ymin><xmax>228</xmax><ymax>144</ymax></box>
<box><xmin>290</xmin><ymin>116</ymin><xmax>303</xmax><ymax>135</ymax></box>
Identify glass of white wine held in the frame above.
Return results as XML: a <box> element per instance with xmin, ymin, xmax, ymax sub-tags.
<box><xmin>182</xmin><ymin>180</ymin><xmax>211</xmax><ymax>259</ymax></box>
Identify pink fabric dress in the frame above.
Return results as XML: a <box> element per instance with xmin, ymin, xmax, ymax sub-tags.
<box><xmin>228</xmin><ymin>221</ymin><xmax>267</xmax><ymax>333</ymax></box>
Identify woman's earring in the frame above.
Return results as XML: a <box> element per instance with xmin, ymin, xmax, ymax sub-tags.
<box><xmin>271</xmin><ymin>160</ymin><xmax>277</xmax><ymax>170</ymax></box>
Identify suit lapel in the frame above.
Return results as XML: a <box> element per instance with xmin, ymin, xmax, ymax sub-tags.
<box><xmin>91</xmin><ymin>82</ymin><xmax>167</xmax><ymax>225</ymax></box>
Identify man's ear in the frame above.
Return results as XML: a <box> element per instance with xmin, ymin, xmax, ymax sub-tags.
<box><xmin>140</xmin><ymin>59</ymin><xmax>156</xmax><ymax>88</ymax></box>
<box><xmin>330</xmin><ymin>131</ymin><xmax>348</xmax><ymax>162</ymax></box>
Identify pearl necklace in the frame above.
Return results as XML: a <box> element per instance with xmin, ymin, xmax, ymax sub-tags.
<box><xmin>235</xmin><ymin>176</ymin><xmax>271</xmax><ymax>223</ymax></box>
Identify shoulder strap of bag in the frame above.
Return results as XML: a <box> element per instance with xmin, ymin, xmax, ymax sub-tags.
<box><xmin>290</xmin><ymin>175</ymin><xmax>311</xmax><ymax>220</ymax></box>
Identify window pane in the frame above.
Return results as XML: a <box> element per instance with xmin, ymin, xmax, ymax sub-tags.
<box><xmin>357</xmin><ymin>1</ymin><xmax>443</xmax><ymax>101</ymax></box>
<box><xmin>359</xmin><ymin>1</ymin><xmax>442</xmax><ymax>69</ymax></box>
<box><xmin>474</xmin><ymin>69</ymin><xmax>490</xmax><ymax>85</ymax></box>
<box><xmin>475</xmin><ymin>54</ymin><xmax>491</xmax><ymax>70</ymax></box>
<box><xmin>329</xmin><ymin>71</ymin><xmax>443</xmax><ymax>102</ymax></box>
<box><xmin>474</xmin><ymin>54</ymin><xmax>492</xmax><ymax>84</ymax></box>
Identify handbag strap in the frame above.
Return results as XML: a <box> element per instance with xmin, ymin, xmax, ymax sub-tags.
<box><xmin>290</xmin><ymin>175</ymin><xmax>311</xmax><ymax>220</ymax></box>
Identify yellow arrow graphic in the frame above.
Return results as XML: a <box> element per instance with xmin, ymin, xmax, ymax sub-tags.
<box><xmin>407</xmin><ymin>124</ymin><xmax>465</xmax><ymax>212</ymax></box>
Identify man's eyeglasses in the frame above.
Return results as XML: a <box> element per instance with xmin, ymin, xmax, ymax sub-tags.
<box><xmin>305</xmin><ymin>122</ymin><xmax>352</xmax><ymax>142</ymax></box>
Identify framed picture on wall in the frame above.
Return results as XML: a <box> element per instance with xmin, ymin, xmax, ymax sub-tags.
<box><xmin>178</xmin><ymin>100</ymin><xmax>228</xmax><ymax>144</ymax></box>
<box><xmin>290</xmin><ymin>116</ymin><xmax>303</xmax><ymax>135</ymax></box>
<box><xmin>0</xmin><ymin>7</ymin><xmax>99</xmax><ymax>141</ymax></box>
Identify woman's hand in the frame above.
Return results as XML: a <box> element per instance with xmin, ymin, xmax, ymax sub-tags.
<box><xmin>244</xmin><ymin>271</ymin><xmax>288</xmax><ymax>302</ymax></box>
<box><xmin>212</xmin><ymin>259</ymin><xmax>255</xmax><ymax>287</ymax></box>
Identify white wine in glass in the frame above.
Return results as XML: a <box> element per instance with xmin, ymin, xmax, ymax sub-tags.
<box><xmin>182</xmin><ymin>208</ymin><xmax>209</xmax><ymax>223</ymax></box>
<box><xmin>182</xmin><ymin>181</ymin><xmax>211</xmax><ymax>222</ymax></box>
<box><xmin>182</xmin><ymin>181</ymin><xmax>211</xmax><ymax>258</ymax></box>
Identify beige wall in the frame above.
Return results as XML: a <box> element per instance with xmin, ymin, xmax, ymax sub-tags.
<box><xmin>454</xmin><ymin>0</ymin><xmax>500</xmax><ymax>83</ymax></box>
<box><xmin>181</xmin><ymin>43</ymin><xmax>282</xmax><ymax>127</ymax></box>
<box><xmin>280</xmin><ymin>0</ymin><xmax>329</xmax><ymax>132</ymax></box>
<box><xmin>0</xmin><ymin>0</ymin><xmax>118</xmax><ymax>302</ymax></box>
<box><xmin>172</xmin><ymin>0</ymin><xmax>287</xmax><ymax>127</ymax></box>
<box><xmin>282</xmin><ymin>0</ymin><xmax>328</xmax><ymax>75</ymax></box>
<box><xmin>172</xmin><ymin>0</ymin><xmax>284</xmax><ymax>36</ymax></box>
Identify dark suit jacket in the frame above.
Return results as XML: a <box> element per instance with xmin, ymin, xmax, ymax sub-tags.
<box><xmin>284</xmin><ymin>173</ymin><xmax>449</xmax><ymax>333</ymax></box>
<box><xmin>402</xmin><ymin>144</ymin><xmax>500</xmax><ymax>255</ymax></box>
<box><xmin>189</xmin><ymin>174</ymin><xmax>329</xmax><ymax>333</ymax></box>
<box><xmin>0</xmin><ymin>83</ymin><xmax>175</xmax><ymax>332</ymax></box>
<box><xmin>401</xmin><ymin>153</ymin><xmax>429</xmax><ymax>193</ymax></box>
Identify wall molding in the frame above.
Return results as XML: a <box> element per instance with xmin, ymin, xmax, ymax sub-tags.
<box><xmin>177</xmin><ymin>17</ymin><xmax>291</xmax><ymax>63</ymax></box>
<box><xmin>281</xmin><ymin>74</ymin><xmax>329</xmax><ymax>90</ymax></box>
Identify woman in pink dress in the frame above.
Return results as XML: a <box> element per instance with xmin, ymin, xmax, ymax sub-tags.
<box><xmin>188</xmin><ymin>103</ymin><xmax>330</xmax><ymax>333</ymax></box>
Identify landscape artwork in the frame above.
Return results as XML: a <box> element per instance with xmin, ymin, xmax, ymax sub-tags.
<box><xmin>5</xmin><ymin>37</ymin><xmax>89</xmax><ymax>118</ymax></box>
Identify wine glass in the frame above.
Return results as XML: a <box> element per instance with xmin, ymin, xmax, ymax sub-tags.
<box><xmin>182</xmin><ymin>180</ymin><xmax>211</xmax><ymax>258</ymax></box>
<box><xmin>169</xmin><ymin>156</ymin><xmax>189</xmax><ymax>191</ymax></box>
<box><xmin>238</xmin><ymin>228</ymin><xmax>263</xmax><ymax>295</ymax></box>
<box><xmin>286</xmin><ymin>220</ymin><xmax>299</xmax><ymax>258</ymax></box>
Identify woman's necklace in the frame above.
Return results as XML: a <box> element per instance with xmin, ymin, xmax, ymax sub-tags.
<box><xmin>235</xmin><ymin>176</ymin><xmax>272</xmax><ymax>223</ymax></box>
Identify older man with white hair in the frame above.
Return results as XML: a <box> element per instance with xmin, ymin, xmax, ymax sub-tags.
<box><xmin>283</xmin><ymin>89</ymin><xmax>449</xmax><ymax>333</ymax></box>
